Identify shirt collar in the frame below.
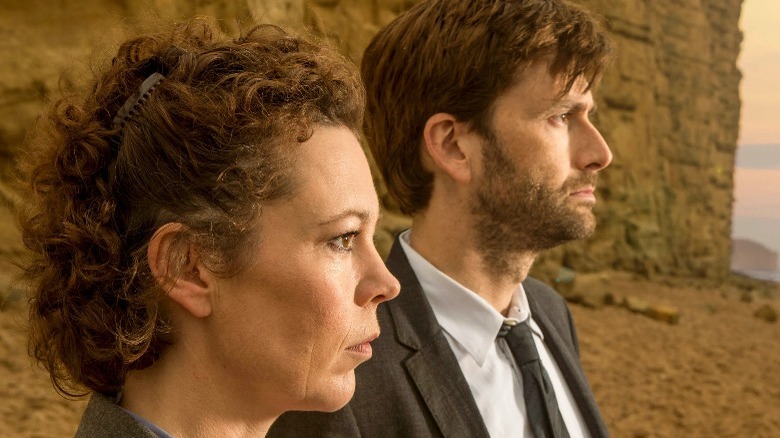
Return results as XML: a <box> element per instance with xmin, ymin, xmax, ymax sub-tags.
<box><xmin>398</xmin><ymin>229</ymin><xmax>540</xmax><ymax>365</ymax></box>
<box><xmin>505</xmin><ymin>290</ymin><xmax>545</xmax><ymax>340</ymax></box>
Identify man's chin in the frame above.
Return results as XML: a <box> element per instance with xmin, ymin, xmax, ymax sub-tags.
<box><xmin>563</xmin><ymin>210</ymin><xmax>597</xmax><ymax>241</ymax></box>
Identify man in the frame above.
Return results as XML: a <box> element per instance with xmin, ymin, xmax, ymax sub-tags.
<box><xmin>269</xmin><ymin>0</ymin><xmax>612</xmax><ymax>436</ymax></box>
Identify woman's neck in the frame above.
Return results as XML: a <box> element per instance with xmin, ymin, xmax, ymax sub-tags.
<box><xmin>120</xmin><ymin>344</ymin><xmax>278</xmax><ymax>438</ymax></box>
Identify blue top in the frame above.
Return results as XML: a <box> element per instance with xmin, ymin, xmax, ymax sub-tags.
<box><xmin>122</xmin><ymin>408</ymin><xmax>175</xmax><ymax>438</ymax></box>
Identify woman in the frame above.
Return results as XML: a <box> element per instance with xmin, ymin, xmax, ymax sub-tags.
<box><xmin>18</xmin><ymin>19</ymin><xmax>399</xmax><ymax>437</ymax></box>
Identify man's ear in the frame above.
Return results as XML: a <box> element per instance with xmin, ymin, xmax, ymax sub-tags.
<box><xmin>422</xmin><ymin>113</ymin><xmax>477</xmax><ymax>184</ymax></box>
<box><xmin>147</xmin><ymin>223</ymin><xmax>213</xmax><ymax>318</ymax></box>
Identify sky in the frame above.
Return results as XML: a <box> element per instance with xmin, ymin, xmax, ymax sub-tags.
<box><xmin>731</xmin><ymin>0</ymin><xmax>780</xmax><ymax>263</ymax></box>
<box><xmin>737</xmin><ymin>0</ymin><xmax>780</xmax><ymax>146</ymax></box>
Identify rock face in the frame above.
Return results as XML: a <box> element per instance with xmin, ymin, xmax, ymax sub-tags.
<box><xmin>553</xmin><ymin>0</ymin><xmax>743</xmax><ymax>282</ymax></box>
<box><xmin>0</xmin><ymin>0</ymin><xmax>743</xmax><ymax>281</ymax></box>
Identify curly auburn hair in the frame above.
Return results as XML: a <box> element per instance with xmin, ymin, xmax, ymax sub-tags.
<box><xmin>17</xmin><ymin>19</ymin><xmax>364</xmax><ymax>397</ymax></box>
<box><xmin>361</xmin><ymin>0</ymin><xmax>612</xmax><ymax>215</ymax></box>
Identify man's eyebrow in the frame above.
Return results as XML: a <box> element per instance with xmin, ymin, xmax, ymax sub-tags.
<box><xmin>549</xmin><ymin>99</ymin><xmax>594</xmax><ymax>113</ymax></box>
<box><xmin>528</xmin><ymin>98</ymin><xmax>596</xmax><ymax>118</ymax></box>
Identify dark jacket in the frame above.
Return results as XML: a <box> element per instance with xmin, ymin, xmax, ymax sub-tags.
<box><xmin>74</xmin><ymin>393</ymin><xmax>157</xmax><ymax>438</ymax></box>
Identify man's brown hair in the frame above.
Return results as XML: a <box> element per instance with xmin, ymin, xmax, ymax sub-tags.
<box><xmin>362</xmin><ymin>0</ymin><xmax>612</xmax><ymax>215</ymax></box>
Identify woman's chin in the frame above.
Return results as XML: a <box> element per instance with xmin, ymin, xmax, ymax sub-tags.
<box><xmin>293</xmin><ymin>371</ymin><xmax>356</xmax><ymax>413</ymax></box>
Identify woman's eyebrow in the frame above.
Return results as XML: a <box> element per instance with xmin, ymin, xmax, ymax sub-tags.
<box><xmin>317</xmin><ymin>209</ymin><xmax>373</xmax><ymax>226</ymax></box>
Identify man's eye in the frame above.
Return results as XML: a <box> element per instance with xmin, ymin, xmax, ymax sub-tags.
<box><xmin>331</xmin><ymin>233</ymin><xmax>358</xmax><ymax>252</ymax></box>
<box><xmin>552</xmin><ymin>113</ymin><xmax>569</xmax><ymax>124</ymax></box>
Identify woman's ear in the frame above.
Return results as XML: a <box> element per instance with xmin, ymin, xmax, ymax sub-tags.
<box><xmin>422</xmin><ymin>113</ymin><xmax>477</xmax><ymax>184</ymax></box>
<box><xmin>147</xmin><ymin>223</ymin><xmax>213</xmax><ymax>318</ymax></box>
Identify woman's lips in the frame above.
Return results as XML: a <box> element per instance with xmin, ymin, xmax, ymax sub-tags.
<box><xmin>346</xmin><ymin>334</ymin><xmax>378</xmax><ymax>357</ymax></box>
<box><xmin>345</xmin><ymin>342</ymin><xmax>373</xmax><ymax>356</ymax></box>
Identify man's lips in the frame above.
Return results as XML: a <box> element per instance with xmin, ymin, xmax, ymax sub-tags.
<box><xmin>570</xmin><ymin>187</ymin><xmax>595</xmax><ymax>196</ymax></box>
<box><xmin>569</xmin><ymin>186</ymin><xmax>596</xmax><ymax>201</ymax></box>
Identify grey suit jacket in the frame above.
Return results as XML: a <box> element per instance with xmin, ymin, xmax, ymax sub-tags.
<box><xmin>269</xmin><ymin>238</ymin><xmax>609</xmax><ymax>437</ymax></box>
<box><xmin>74</xmin><ymin>393</ymin><xmax>157</xmax><ymax>438</ymax></box>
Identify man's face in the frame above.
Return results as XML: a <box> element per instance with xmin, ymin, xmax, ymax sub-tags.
<box><xmin>470</xmin><ymin>60</ymin><xmax>612</xmax><ymax>276</ymax></box>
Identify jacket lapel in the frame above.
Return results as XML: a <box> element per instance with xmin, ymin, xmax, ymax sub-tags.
<box><xmin>527</xmin><ymin>290</ymin><xmax>609</xmax><ymax>437</ymax></box>
<box><xmin>75</xmin><ymin>393</ymin><xmax>158</xmax><ymax>438</ymax></box>
<box><xmin>385</xmin><ymin>239</ymin><xmax>491</xmax><ymax>438</ymax></box>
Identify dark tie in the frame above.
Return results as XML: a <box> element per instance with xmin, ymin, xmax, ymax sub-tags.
<box><xmin>498</xmin><ymin>320</ymin><xmax>570</xmax><ymax>438</ymax></box>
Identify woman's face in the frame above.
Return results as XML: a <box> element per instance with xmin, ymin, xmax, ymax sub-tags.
<box><xmin>207</xmin><ymin>125</ymin><xmax>400</xmax><ymax>414</ymax></box>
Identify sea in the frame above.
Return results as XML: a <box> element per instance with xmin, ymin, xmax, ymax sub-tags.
<box><xmin>732</xmin><ymin>144</ymin><xmax>780</xmax><ymax>284</ymax></box>
<box><xmin>733</xmin><ymin>269</ymin><xmax>780</xmax><ymax>283</ymax></box>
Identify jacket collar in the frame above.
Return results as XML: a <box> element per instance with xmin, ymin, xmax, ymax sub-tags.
<box><xmin>526</xmin><ymin>284</ymin><xmax>609</xmax><ymax>437</ymax></box>
<box><xmin>385</xmin><ymin>239</ymin><xmax>491</xmax><ymax>438</ymax></box>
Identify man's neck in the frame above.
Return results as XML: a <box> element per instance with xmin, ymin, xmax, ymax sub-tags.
<box><xmin>409</xmin><ymin>211</ymin><xmax>538</xmax><ymax>316</ymax></box>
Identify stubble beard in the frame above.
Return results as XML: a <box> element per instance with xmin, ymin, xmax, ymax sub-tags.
<box><xmin>471</xmin><ymin>136</ymin><xmax>598</xmax><ymax>280</ymax></box>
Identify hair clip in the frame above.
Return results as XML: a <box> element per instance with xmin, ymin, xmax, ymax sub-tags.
<box><xmin>111</xmin><ymin>72</ymin><xmax>165</xmax><ymax>130</ymax></box>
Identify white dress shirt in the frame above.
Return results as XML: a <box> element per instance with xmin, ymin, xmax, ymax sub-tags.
<box><xmin>399</xmin><ymin>230</ymin><xmax>590</xmax><ymax>437</ymax></box>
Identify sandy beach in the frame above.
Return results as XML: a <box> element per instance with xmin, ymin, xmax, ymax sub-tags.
<box><xmin>1</xmin><ymin>272</ymin><xmax>778</xmax><ymax>437</ymax></box>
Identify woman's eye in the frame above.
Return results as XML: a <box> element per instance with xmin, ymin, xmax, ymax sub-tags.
<box><xmin>330</xmin><ymin>232</ymin><xmax>358</xmax><ymax>252</ymax></box>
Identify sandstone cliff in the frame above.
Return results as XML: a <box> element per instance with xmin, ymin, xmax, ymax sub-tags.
<box><xmin>0</xmin><ymin>0</ymin><xmax>743</xmax><ymax>281</ymax></box>
<box><xmin>533</xmin><ymin>0</ymin><xmax>743</xmax><ymax>281</ymax></box>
